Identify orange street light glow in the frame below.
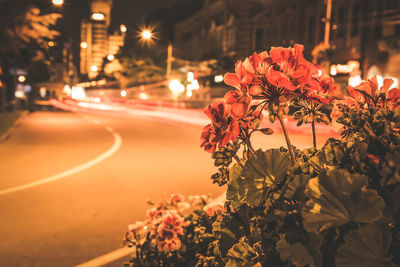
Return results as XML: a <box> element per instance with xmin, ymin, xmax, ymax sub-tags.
<box><xmin>17</xmin><ymin>75</ymin><xmax>26</xmax><ymax>83</ymax></box>
<box><xmin>48</xmin><ymin>41</ymin><xmax>55</xmax><ymax>47</ymax></box>
<box><xmin>120</xmin><ymin>24</ymin><xmax>127</xmax><ymax>33</ymax></box>
<box><xmin>141</xmin><ymin>30</ymin><xmax>152</xmax><ymax>40</ymax></box>
<box><xmin>52</xmin><ymin>0</ymin><xmax>63</xmax><ymax>6</ymax></box>
<box><xmin>80</xmin><ymin>42</ymin><xmax>87</xmax><ymax>49</ymax></box>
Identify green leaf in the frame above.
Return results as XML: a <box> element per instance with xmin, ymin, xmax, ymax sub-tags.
<box><xmin>216</xmin><ymin>205</ymin><xmax>250</xmax><ymax>257</ymax></box>
<box><xmin>226</xmin><ymin>238</ymin><xmax>259</xmax><ymax>267</ymax></box>
<box><xmin>335</xmin><ymin>221</ymin><xmax>395</xmax><ymax>267</ymax></box>
<box><xmin>226</xmin><ymin>163</ymin><xmax>243</xmax><ymax>211</ymax></box>
<box><xmin>302</xmin><ymin>169</ymin><xmax>385</xmax><ymax>232</ymax></box>
<box><xmin>235</xmin><ymin>149</ymin><xmax>291</xmax><ymax>207</ymax></box>
<box><xmin>284</xmin><ymin>174</ymin><xmax>309</xmax><ymax>199</ymax></box>
<box><xmin>309</xmin><ymin>139</ymin><xmax>345</xmax><ymax>172</ymax></box>
<box><xmin>276</xmin><ymin>234</ymin><xmax>316</xmax><ymax>267</ymax></box>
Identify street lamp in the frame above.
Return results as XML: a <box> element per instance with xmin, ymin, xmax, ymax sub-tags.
<box><xmin>52</xmin><ymin>0</ymin><xmax>64</xmax><ymax>6</ymax></box>
<box><xmin>80</xmin><ymin>42</ymin><xmax>87</xmax><ymax>49</ymax></box>
<box><xmin>139</xmin><ymin>28</ymin><xmax>173</xmax><ymax>79</ymax></box>
<box><xmin>141</xmin><ymin>30</ymin><xmax>152</xmax><ymax>40</ymax></box>
<box><xmin>120</xmin><ymin>24</ymin><xmax>127</xmax><ymax>33</ymax></box>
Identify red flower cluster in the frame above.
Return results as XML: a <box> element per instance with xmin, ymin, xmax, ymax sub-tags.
<box><xmin>334</xmin><ymin>76</ymin><xmax>400</xmax><ymax>112</ymax></box>
<box><xmin>200</xmin><ymin>101</ymin><xmax>240</xmax><ymax>153</ymax></box>
<box><xmin>201</xmin><ymin>44</ymin><xmax>342</xmax><ymax>153</ymax></box>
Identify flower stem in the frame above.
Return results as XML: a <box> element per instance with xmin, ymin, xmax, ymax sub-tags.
<box><xmin>234</xmin><ymin>155</ymin><xmax>245</xmax><ymax>168</ymax></box>
<box><xmin>311</xmin><ymin>118</ymin><xmax>317</xmax><ymax>148</ymax></box>
<box><xmin>277</xmin><ymin>113</ymin><xmax>296</xmax><ymax>164</ymax></box>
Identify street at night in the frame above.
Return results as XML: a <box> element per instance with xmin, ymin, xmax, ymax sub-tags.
<box><xmin>1</xmin><ymin>0</ymin><xmax>400</xmax><ymax>266</ymax></box>
<box><xmin>0</xmin><ymin>108</ymin><xmax>333</xmax><ymax>266</ymax></box>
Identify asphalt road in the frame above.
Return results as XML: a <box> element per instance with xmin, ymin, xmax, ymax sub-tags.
<box><xmin>0</xmin><ymin>110</ymin><xmax>332</xmax><ymax>267</ymax></box>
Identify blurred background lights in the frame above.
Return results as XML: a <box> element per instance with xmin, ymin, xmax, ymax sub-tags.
<box><xmin>15</xmin><ymin>90</ymin><xmax>24</xmax><ymax>98</ymax></box>
<box><xmin>63</xmin><ymin>85</ymin><xmax>72</xmax><ymax>95</ymax></box>
<box><xmin>90</xmin><ymin>65</ymin><xmax>98</xmax><ymax>72</ymax></box>
<box><xmin>52</xmin><ymin>0</ymin><xmax>63</xmax><ymax>6</ymax></box>
<box><xmin>348</xmin><ymin>75</ymin><xmax>362</xmax><ymax>87</ymax></box>
<box><xmin>187</xmin><ymin>72</ymin><xmax>194</xmax><ymax>82</ymax></box>
<box><xmin>186</xmin><ymin>91</ymin><xmax>193</xmax><ymax>97</ymax></box>
<box><xmin>107</xmin><ymin>54</ymin><xmax>115</xmax><ymax>61</ymax></box>
<box><xmin>169</xmin><ymin>80</ymin><xmax>185</xmax><ymax>93</ymax></box>
<box><xmin>80</xmin><ymin>42</ymin><xmax>87</xmax><ymax>49</ymax></box>
<box><xmin>71</xmin><ymin>86</ymin><xmax>86</xmax><ymax>99</ymax></box>
<box><xmin>139</xmin><ymin>92</ymin><xmax>148</xmax><ymax>100</ymax></box>
<box><xmin>214</xmin><ymin>75</ymin><xmax>224</xmax><ymax>83</ymax></box>
<box><xmin>92</xmin><ymin>13</ymin><xmax>105</xmax><ymax>21</ymax></box>
<box><xmin>17</xmin><ymin>75</ymin><xmax>26</xmax><ymax>83</ymax></box>
<box><xmin>39</xmin><ymin>87</ymin><xmax>47</xmax><ymax>98</ymax></box>
<box><xmin>48</xmin><ymin>41</ymin><xmax>55</xmax><ymax>47</ymax></box>
<box><xmin>120</xmin><ymin>90</ymin><xmax>127</xmax><ymax>97</ymax></box>
<box><xmin>120</xmin><ymin>24</ymin><xmax>127</xmax><ymax>33</ymax></box>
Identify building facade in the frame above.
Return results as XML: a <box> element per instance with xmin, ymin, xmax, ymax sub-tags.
<box><xmin>174</xmin><ymin>0</ymin><xmax>400</xmax><ymax>88</ymax></box>
<box><xmin>80</xmin><ymin>0</ymin><xmax>125</xmax><ymax>79</ymax></box>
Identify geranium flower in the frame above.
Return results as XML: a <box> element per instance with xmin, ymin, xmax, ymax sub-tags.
<box><xmin>203</xmin><ymin>203</ymin><xmax>224</xmax><ymax>218</ymax></box>
<box><xmin>345</xmin><ymin>75</ymin><xmax>400</xmax><ymax>110</ymax></box>
<box><xmin>200</xmin><ymin>101</ymin><xmax>240</xmax><ymax>153</ymax></box>
<box><xmin>224</xmin><ymin>90</ymin><xmax>252</xmax><ymax>119</ymax></box>
<box><xmin>305</xmin><ymin>77</ymin><xmax>344</xmax><ymax>104</ymax></box>
<box><xmin>269</xmin><ymin>44</ymin><xmax>318</xmax><ymax>89</ymax></box>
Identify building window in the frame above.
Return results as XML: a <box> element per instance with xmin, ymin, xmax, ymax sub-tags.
<box><xmin>338</xmin><ymin>7</ymin><xmax>346</xmax><ymax>38</ymax></box>
<box><xmin>255</xmin><ymin>28</ymin><xmax>264</xmax><ymax>51</ymax></box>
<box><xmin>351</xmin><ymin>3</ymin><xmax>360</xmax><ymax>36</ymax></box>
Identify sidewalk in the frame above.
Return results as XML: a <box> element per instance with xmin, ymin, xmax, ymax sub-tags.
<box><xmin>0</xmin><ymin>111</ymin><xmax>26</xmax><ymax>142</ymax></box>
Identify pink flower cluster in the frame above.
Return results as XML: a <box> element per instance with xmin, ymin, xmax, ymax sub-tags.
<box><xmin>125</xmin><ymin>194</ymin><xmax>212</xmax><ymax>253</ymax></box>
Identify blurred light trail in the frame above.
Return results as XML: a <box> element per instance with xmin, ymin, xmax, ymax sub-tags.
<box><xmin>49</xmin><ymin>99</ymin><xmax>338</xmax><ymax>136</ymax></box>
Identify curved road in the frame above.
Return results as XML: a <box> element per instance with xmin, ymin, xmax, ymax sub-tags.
<box><xmin>0</xmin><ymin>110</ymin><xmax>224</xmax><ymax>266</ymax></box>
<box><xmin>0</xmin><ymin>110</ymin><xmax>332</xmax><ymax>266</ymax></box>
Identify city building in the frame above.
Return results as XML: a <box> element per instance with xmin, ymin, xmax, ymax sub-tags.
<box><xmin>80</xmin><ymin>0</ymin><xmax>125</xmax><ymax>79</ymax></box>
<box><xmin>173</xmin><ymin>0</ymin><xmax>400</xmax><ymax>90</ymax></box>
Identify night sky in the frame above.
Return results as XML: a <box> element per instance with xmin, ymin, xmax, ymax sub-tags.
<box><xmin>58</xmin><ymin>0</ymin><xmax>189</xmax><ymax>42</ymax></box>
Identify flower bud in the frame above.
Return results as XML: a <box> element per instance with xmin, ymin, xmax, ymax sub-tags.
<box><xmin>260</xmin><ymin>128</ymin><xmax>273</xmax><ymax>135</ymax></box>
<box><xmin>268</xmin><ymin>113</ymin><xmax>276</xmax><ymax>123</ymax></box>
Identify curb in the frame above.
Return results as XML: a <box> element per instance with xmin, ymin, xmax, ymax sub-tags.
<box><xmin>0</xmin><ymin>111</ymin><xmax>28</xmax><ymax>143</ymax></box>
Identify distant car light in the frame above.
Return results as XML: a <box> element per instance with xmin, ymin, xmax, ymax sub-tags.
<box><xmin>121</xmin><ymin>90</ymin><xmax>127</xmax><ymax>97</ymax></box>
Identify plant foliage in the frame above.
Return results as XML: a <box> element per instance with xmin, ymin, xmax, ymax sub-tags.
<box><xmin>124</xmin><ymin>45</ymin><xmax>400</xmax><ymax>266</ymax></box>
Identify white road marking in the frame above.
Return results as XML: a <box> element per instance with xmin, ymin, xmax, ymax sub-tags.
<box><xmin>74</xmin><ymin>193</ymin><xmax>226</xmax><ymax>267</ymax></box>
<box><xmin>0</xmin><ymin>130</ymin><xmax>122</xmax><ymax>197</ymax></box>
<box><xmin>75</xmin><ymin>246</ymin><xmax>135</xmax><ymax>267</ymax></box>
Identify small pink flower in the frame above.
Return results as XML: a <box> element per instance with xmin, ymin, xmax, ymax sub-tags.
<box><xmin>203</xmin><ymin>204</ymin><xmax>224</xmax><ymax>218</ymax></box>
<box><xmin>170</xmin><ymin>193</ymin><xmax>184</xmax><ymax>205</ymax></box>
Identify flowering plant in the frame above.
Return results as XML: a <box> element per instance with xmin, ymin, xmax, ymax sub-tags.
<box><xmin>125</xmin><ymin>45</ymin><xmax>400</xmax><ymax>266</ymax></box>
